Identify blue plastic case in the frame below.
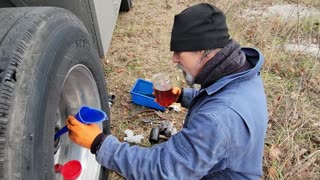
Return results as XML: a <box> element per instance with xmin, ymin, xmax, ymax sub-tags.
<box><xmin>130</xmin><ymin>79</ymin><xmax>165</xmax><ymax>111</ymax></box>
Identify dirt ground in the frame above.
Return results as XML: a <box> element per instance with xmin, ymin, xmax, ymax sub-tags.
<box><xmin>104</xmin><ymin>0</ymin><xmax>190</xmax><ymax>145</ymax></box>
<box><xmin>104</xmin><ymin>0</ymin><xmax>320</xmax><ymax>179</ymax></box>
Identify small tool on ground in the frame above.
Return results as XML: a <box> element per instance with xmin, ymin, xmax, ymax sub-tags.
<box><xmin>149</xmin><ymin>127</ymin><xmax>169</xmax><ymax>144</ymax></box>
<box><xmin>149</xmin><ymin>121</ymin><xmax>177</xmax><ymax>144</ymax></box>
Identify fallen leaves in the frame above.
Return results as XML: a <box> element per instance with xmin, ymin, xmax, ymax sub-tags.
<box><xmin>268</xmin><ymin>167</ymin><xmax>278</xmax><ymax>179</ymax></box>
<box><xmin>269</xmin><ymin>145</ymin><xmax>283</xmax><ymax>161</ymax></box>
<box><xmin>272</xmin><ymin>95</ymin><xmax>284</xmax><ymax>107</ymax></box>
<box><xmin>285</xmin><ymin>150</ymin><xmax>320</xmax><ymax>178</ymax></box>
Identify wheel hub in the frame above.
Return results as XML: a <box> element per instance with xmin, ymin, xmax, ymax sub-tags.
<box><xmin>54</xmin><ymin>64</ymin><xmax>102</xmax><ymax>180</ymax></box>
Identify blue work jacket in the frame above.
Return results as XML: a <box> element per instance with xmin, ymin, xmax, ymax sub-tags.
<box><xmin>96</xmin><ymin>47</ymin><xmax>268</xmax><ymax>180</ymax></box>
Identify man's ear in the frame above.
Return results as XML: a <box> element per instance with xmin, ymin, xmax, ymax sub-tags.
<box><xmin>204</xmin><ymin>48</ymin><xmax>222</xmax><ymax>60</ymax></box>
<box><xmin>200</xmin><ymin>50</ymin><xmax>207</xmax><ymax>60</ymax></box>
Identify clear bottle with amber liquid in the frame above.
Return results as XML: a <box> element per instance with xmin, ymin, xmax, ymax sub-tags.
<box><xmin>152</xmin><ymin>73</ymin><xmax>176</xmax><ymax>107</ymax></box>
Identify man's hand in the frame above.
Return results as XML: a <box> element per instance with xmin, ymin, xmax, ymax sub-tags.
<box><xmin>171</xmin><ymin>86</ymin><xmax>182</xmax><ymax>101</ymax></box>
<box><xmin>66</xmin><ymin>116</ymin><xmax>102</xmax><ymax>149</ymax></box>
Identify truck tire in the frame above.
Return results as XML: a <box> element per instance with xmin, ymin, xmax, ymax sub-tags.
<box><xmin>120</xmin><ymin>0</ymin><xmax>133</xmax><ymax>12</ymax></box>
<box><xmin>0</xmin><ymin>7</ymin><xmax>110</xmax><ymax>180</ymax></box>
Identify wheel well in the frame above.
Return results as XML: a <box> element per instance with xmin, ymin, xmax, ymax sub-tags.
<box><xmin>0</xmin><ymin>0</ymin><xmax>15</xmax><ymax>8</ymax></box>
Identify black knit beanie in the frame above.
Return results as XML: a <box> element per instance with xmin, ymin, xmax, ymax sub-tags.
<box><xmin>170</xmin><ymin>3</ymin><xmax>230</xmax><ymax>52</ymax></box>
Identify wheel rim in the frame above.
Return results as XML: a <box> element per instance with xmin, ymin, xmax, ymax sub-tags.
<box><xmin>54</xmin><ymin>64</ymin><xmax>102</xmax><ymax>180</ymax></box>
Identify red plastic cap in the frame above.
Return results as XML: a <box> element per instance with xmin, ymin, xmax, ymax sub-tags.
<box><xmin>61</xmin><ymin>160</ymin><xmax>82</xmax><ymax>180</ymax></box>
<box><xmin>54</xmin><ymin>164</ymin><xmax>63</xmax><ymax>173</ymax></box>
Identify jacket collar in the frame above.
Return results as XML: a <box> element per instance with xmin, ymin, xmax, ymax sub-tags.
<box><xmin>203</xmin><ymin>47</ymin><xmax>264</xmax><ymax>95</ymax></box>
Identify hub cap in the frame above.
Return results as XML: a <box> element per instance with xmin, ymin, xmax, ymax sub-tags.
<box><xmin>54</xmin><ymin>64</ymin><xmax>102</xmax><ymax>180</ymax></box>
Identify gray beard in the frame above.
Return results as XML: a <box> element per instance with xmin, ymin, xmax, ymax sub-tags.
<box><xmin>177</xmin><ymin>64</ymin><xmax>195</xmax><ymax>85</ymax></box>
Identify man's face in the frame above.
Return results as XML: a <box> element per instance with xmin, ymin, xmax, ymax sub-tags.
<box><xmin>172</xmin><ymin>51</ymin><xmax>205</xmax><ymax>85</ymax></box>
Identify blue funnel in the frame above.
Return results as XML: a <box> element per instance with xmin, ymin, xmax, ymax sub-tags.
<box><xmin>54</xmin><ymin>106</ymin><xmax>108</xmax><ymax>140</ymax></box>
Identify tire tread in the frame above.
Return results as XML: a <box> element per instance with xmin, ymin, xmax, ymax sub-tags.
<box><xmin>0</xmin><ymin>8</ymin><xmax>44</xmax><ymax>179</ymax></box>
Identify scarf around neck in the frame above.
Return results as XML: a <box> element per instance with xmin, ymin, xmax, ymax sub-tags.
<box><xmin>194</xmin><ymin>40</ymin><xmax>252</xmax><ymax>88</ymax></box>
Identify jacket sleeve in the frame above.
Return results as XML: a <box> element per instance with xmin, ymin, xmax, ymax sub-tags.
<box><xmin>180</xmin><ymin>88</ymin><xmax>199</xmax><ymax>108</ymax></box>
<box><xmin>96</xmin><ymin>113</ymin><xmax>228</xmax><ymax>180</ymax></box>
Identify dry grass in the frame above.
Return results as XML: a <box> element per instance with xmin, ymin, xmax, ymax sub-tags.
<box><xmin>103</xmin><ymin>0</ymin><xmax>320</xmax><ymax>179</ymax></box>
